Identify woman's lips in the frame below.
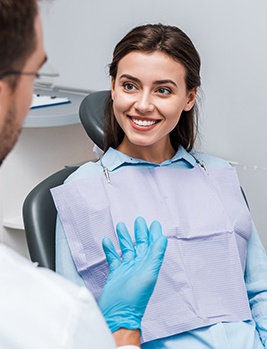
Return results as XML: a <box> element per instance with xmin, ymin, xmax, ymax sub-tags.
<box><xmin>130</xmin><ymin>116</ymin><xmax>159</xmax><ymax>127</ymax></box>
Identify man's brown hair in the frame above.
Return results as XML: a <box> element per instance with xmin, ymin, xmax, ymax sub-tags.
<box><xmin>0</xmin><ymin>0</ymin><xmax>38</xmax><ymax>88</ymax></box>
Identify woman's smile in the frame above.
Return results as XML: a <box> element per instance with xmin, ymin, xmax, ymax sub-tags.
<box><xmin>128</xmin><ymin>115</ymin><xmax>160</xmax><ymax>130</ymax></box>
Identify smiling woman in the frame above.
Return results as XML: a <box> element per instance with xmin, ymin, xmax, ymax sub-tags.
<box><xmin>53</xmin><ymin>23</ymin><xmax>267</xmax><ymax>349</ymax></box>
<box><xmin>111</xmin><ymin>50</ymin><xmax>196</xmax><ymax>162</ymax></box>
<box><xmin>105</xmin><ymin>24</ymin><xmax>201</xmax><ymax>156</ymax></box>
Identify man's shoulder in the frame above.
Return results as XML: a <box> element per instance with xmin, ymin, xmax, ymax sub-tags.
<box><xmin>0</xmin><ymin>244</ymin><xmax>112</xmax><ymax>348</ymax></box>
<box><xmin>0</xmin><ymin>244</ymin><xmax>88</xmax><ymax>299</ymax></box>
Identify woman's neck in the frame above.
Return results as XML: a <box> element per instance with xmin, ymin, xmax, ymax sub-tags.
<box><xmin>117</xmin><ymin>138</ymin><xmax>176</xmax><ymax>164</ymax></box>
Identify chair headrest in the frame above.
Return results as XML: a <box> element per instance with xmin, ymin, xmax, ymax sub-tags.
<box><xmin>79</xmin><ymin>90</ymin><xmax>110</xmax><ymax>151</ymax></box>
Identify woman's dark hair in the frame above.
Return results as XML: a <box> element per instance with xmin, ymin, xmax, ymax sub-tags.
<box><xmin>0</xmin><ymin>0</ymin><xmax>38</xmax><ymax>90</ymax></box>
<box><xmin>104</xmin><ymin>23</ymin><xmax>201</xmax><ymax>152</ymax></box>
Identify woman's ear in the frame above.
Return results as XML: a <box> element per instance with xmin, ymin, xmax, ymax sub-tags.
<box><xmin>184</xmin><ymin>87</ymin><xmax>198</xmax><ymax>111</ymax></box>
<box><xmin>111</xmin><ymin>77</ymin><xmax>115</xmax><ymax>101</ymax></box>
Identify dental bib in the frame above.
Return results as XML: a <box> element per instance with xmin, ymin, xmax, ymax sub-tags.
<box><xmin>52</xmin><ymin>163</ymin><xmax>252</xmax><ymax>343</ymax></box>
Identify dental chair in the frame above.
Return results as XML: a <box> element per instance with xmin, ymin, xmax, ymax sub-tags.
<box><xmin>22</xmin><ymin>166</ymin><xmax>78</xmax><ymax>270</ymax></box>
<box><xmin>79</xmin><ymin>90</ymin><xmax>109</xmax><ymax>151</ymax></box>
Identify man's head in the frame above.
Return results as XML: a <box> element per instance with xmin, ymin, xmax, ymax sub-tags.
<box><xmin>0</xmin><ymin>0</ymin><xmax>46</xmax><ymax>165</ymax></box>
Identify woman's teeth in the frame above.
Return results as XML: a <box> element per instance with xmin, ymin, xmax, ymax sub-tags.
<box><xmin>132</xmin><ymin>118</ymin><xmax>157</xmax><ymax>126</ymax></box>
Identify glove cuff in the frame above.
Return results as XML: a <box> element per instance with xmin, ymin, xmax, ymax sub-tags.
<box><xmin>105</xmin><ymin>317</ymin><xmax>141</xmax><ymax>333</ymax></box>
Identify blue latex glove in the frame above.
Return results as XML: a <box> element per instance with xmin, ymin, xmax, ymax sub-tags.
<box><xmin>98</xmin><ymin>216</ymin><xmax>168</xmax><ymax>333</ymax></box>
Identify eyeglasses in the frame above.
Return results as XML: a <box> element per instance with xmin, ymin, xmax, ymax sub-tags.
<box><xmin>0</xmin><ymin>71</ymin><xmax>59</xmax><ymax>80</ymax></box>
<box><xmin>0</xmin><ymin>70</ymin><xmax>60</xmax><ymax>89</ymax></box>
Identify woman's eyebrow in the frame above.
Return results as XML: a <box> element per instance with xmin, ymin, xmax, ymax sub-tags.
<box><xmin>119</xmin><ymin>74</ymin><xmax>140</xmax><ymax>83</ymax></box>
<box><xmin>119</xmin><ymin>74</ymin><xmax>177</xmax><ymax>88</ymax></box>
<box><xmin>154</xmin><ymin>79</ymin><xmax>177</xmax><ymax>87</ymax></box>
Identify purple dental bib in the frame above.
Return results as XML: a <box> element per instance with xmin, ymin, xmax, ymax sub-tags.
<box><xmin>52</xmin><ymin>164</ymin><xmax>252</xmax><ymax>342</ymax></box>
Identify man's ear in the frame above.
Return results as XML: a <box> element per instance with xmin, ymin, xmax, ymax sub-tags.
<box><xmin>0</xmin><ymin>80</ymin><xmax>9</xmax><ymax>128</ymax></box>
<box><xmin>0</xmin><ymin>80</ymin><xmax>4</xmax><ymax>96</ymax></box>
<box><xmin>0</xmin><ymin>80</ymin><xmax>5</xmax><ymax>117</ymax></box>
<box><xmin>184</xmin><ymin>87</ymin><xmax>198</xmax><ymax>111</ymax></box>
<box><xmin>0</xmin><ymin>80</ymin><xmax>12</xmax><ymax>119</ymax></box>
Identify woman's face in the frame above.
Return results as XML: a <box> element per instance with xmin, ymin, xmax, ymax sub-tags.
<box><xmin>111</xmin><ymin>50</ymin><xmax>196</xmax><ymax>162</ymax></box>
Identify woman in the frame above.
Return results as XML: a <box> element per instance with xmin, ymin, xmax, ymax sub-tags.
<box><xmin>52</xmin><ymin>24</ymin><xmax>267</xmax><ymax>348</ymax></box>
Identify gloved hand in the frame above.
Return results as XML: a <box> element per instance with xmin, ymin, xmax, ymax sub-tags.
<box><xmin>98</xmin><ymin>216</ymin><xmax>168</xmax><ymax>333</ymax></box>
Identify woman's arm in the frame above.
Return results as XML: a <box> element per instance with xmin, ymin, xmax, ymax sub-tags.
<box><xmin>245</xmin><ymin>222</ymin><xmax>267</xmax><ymax>347</ymax></box>
<box><xmin>55</xmin><ymin>216</ymin><xmax>85</xmax><ymax>286</ymax></box>
<box><xmin>114</xmin><ymin>329</ymin><xmax>140</xmax><ymax>348</ymax></box>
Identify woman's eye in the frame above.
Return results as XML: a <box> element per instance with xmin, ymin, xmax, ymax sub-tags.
<box><xmin>157</xmin><ymin>87</ymin><xmax>171</xmax><ymax>95</ymax></box>
<box><xmin>123</xmin><ymin>83</ymin><xmax>136</xmax><ymax>91</ymax></box>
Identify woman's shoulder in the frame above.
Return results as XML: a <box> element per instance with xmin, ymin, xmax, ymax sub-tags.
<box><xmin>191</xmin><ymin>151</ymin><xmax>233</xmax><ymax>169</ymax></box>
<box><xmin>65</xmin><ymin>160</ymin><xmax>101</xmax><ymax>183</ymax></box>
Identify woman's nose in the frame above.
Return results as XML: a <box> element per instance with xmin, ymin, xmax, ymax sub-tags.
<box><xmin>134</xmin><ymin>92</ymin><xmax>154</xmax><ymax>114</ymax></box>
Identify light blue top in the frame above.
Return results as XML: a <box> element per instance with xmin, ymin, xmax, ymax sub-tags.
<box><xmin>55</xmin><ymin>147</ymin><xmax>267</xmax><ymax>349</ymax></box>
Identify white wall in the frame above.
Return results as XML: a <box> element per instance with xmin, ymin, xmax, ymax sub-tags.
<box><xmin>40</xmin><ymin>0</ymin><xmax>267</xmax><ymax>247</ymax></box>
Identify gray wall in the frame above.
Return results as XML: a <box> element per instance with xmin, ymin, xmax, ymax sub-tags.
<box><xmin>40</xmin><ymin>0</ymin><xmax>267</xmax><ymax>248</ymax></box>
